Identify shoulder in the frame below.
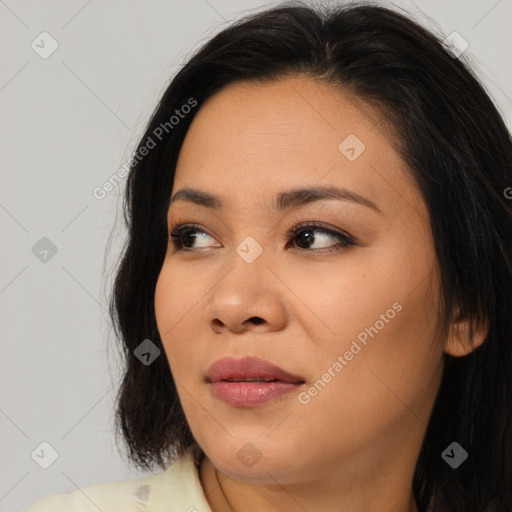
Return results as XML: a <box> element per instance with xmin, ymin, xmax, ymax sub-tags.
<box><xmin>23</xmin><ymin>477</ymin><xmax>151</xmax><ymax>512</ymax></box>
<box><xmin>24</xmin><ymin>491</ymin><xmax>71</xmax><ymax>512</ymax></box>
<box><xmin>24</xmin><ymin>445</ymin><xmax>211</xmax><ymax>512</ymax></box>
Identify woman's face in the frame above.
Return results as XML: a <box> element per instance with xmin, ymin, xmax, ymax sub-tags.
<box><xmin>154</xmin><ymin>77</ymin><xmax>446</xmax><ymax>485</ymax></box>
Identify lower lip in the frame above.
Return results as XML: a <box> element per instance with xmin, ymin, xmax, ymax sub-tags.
<box><xmin>210</xmin><ymin>381</ymin><xmax>303</xmax><ymax>407</ymax></box>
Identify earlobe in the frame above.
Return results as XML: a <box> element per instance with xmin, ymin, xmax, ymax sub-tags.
<box><xmin>444</xmin><ymin>310</ymin><xmax>489</xmax><ymax>357</ymax></box>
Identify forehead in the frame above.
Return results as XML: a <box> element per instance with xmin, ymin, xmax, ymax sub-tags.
<box><xmin>172</xmin><ymin>77</ymin><xmax>419</xmax><ymax>218</ymax></box>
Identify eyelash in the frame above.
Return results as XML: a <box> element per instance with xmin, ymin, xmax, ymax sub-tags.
<box><xmin>167</xmin><ymin>218</ymin><xmax>359</xmax><ymax>255</ymax></box>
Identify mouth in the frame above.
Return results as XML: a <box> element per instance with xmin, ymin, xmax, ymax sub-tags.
<box><xmin>223</xmin><ymin>377</ymin><xmax>279</xmax><ymax>382</ymax></box>
<box><xmin>206</xmin><ymin>356</ymin><xmax>305</xmax><ymax>407</ymax></box>
<box><xmin>206</xmin><ymin>356</ymin><xmax>305</xmax><ymax>384</ymax></box>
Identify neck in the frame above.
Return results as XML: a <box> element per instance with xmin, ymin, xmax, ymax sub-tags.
<box><xmin>199</xmin><ymin>453</ymin><xmax>420</xmax><ymax>512</ymax></box>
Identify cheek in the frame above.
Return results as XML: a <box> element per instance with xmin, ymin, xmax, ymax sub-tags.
<box><xmin>286</xmin><ymin>230</ymin><xmax>442</xmax><ymax>408</ymax></box>
<box><xmin>299</xmin><ymin>261</ymin><xmax>443</xmax><ymax>431</ymax></box>
<box><xmin>280</xmin><ymin>251</ymin><xmax>419</xmax><ymax>349</ymax></box>
<box><xmin>154</xmin><ymin>265</ymin><xmax>207</xmax><ymax>377</ymax></box>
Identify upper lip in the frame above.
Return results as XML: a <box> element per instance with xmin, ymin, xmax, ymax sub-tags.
<box><xmin>206</xmin><ymin>356</ymin><xmax>305</xmax><ymax>384</ymax></box>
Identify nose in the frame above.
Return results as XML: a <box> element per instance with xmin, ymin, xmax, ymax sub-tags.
<box><xmin>211</xmin><ymin>315</ymin><xmax>266</xmax><ymax>334</ymax></box>
<box><xmin>203</xmin><ymin>255</ymin><xmax>288</xmax><ymax>335</ymax></box>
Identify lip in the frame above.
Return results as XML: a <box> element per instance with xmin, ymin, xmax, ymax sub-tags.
<box><xmin>206</xmin><ymin>356</ymin><xmax>305</xmax><ymax>407</ymax></box>
<box><xmin>206</xmin><ymin>356</ymin><xmax>304</xmax><ymax>384</ymax></box>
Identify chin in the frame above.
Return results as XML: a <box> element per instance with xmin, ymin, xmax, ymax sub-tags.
<box><xmin>205</xmin><ymin>442</ymin><xmax>305</xmax><ymax>483</ymax></box>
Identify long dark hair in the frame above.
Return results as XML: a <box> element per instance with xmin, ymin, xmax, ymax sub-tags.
<box><xmin>107</xmin><ymin>2</ymin><xmax>512</xmax><ymax>510</ymax></box>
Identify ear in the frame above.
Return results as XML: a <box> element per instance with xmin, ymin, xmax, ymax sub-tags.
<box><xmin>444</xmin><ymin>307</ymin><xmax>489</xmax><ymax>357</ymax></box>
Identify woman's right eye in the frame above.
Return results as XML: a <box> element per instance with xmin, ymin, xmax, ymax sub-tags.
<box><xmin>168</xmin><ymin>224</ymin><xmax>219</xmax><ymax>251</ymax></box>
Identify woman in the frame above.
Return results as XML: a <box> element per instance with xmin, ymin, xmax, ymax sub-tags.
<box><xmin>25</xmin><ymin>1</ymin><xmax>512</xmax><ymax>511</ymax></box>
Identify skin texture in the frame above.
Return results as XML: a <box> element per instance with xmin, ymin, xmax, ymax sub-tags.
<box><xmin>154</xmin><ymin>77</ymin><xmax>487</xmax><ymax>512</ymax></box>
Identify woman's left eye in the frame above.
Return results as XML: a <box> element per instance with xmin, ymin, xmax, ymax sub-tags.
<box><xmin>168</xmin><ymin>221</ymin><xmax>357</xmax><ymax>254</ymax></box>
<box><xmin>288</xmin><ymin>222</ymin><xmax>357</xmax><ymax>253</ymax></box>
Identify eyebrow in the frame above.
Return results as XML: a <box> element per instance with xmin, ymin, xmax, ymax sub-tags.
<box><xmin>169</xmin><ymin>185</ymin><xmax>382</xmax><ymax>214</ymax></box>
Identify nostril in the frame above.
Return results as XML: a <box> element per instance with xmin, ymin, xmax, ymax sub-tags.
<box><xmin>249</xmin><ymin>317</ymin><xmax>264</xmax><ymax>325</ymax></box>
<box><xmin>211</xmin><ymin>319</ymin><xmax>225</xmax><ymax>330</ymax></box>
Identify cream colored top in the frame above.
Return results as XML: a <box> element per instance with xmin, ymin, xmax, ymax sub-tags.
<box><xmin>24</xmin><ymin>446</ymin><xmax>213</xmax><ymax>512</ymax></box>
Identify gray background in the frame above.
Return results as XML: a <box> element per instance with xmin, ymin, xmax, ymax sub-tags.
<box><xmin>1</xmin><ymin>0</ymin><xmax>511</xmax><ymax>511</ymax></box>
